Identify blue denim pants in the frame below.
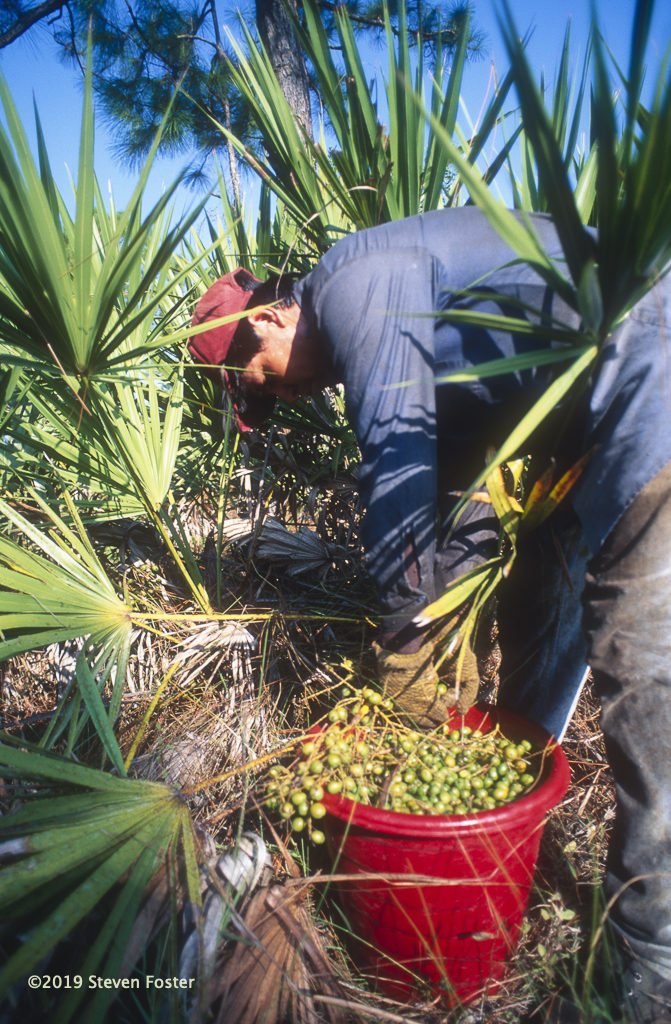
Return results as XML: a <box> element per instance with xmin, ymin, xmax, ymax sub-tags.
<box><xmin>499</xmin><ymin>462</ymin><xmax>671</xmax><ymax>975</ymax></box>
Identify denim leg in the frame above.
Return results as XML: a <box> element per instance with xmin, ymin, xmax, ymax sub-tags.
<box><xmin>497</xmin><ymin>507</ymin><xmax>592</xmax><ymax>741</ymax></box>
<box><xmin>584</xmin><ymin>461</ymin><xmax>671</xmax><ymax>977</ymax></box>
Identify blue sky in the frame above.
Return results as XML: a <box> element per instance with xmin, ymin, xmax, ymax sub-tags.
<box><xmin>0</xmin><ymin>0</ymin><xmax>669</xmax><ymax>217</ymax></box>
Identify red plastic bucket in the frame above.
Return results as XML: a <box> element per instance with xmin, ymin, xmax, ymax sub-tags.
<box><xmin>320</xmin><ymin>704</ymin><xmax>570</xmax><ymax>1006</ymax></box>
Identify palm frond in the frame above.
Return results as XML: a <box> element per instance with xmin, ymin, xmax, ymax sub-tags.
<box><xmin>222</xmin><ymin>516</ymin><xmax>348</xmax><ymax>578</ymax></box>
<box><xmin>0</xmin><ymin>738</ymin><xmax>203</xmax><ymax>1021</ymax></box>
<box><xmin>0</xmin><ymin>43</ymin><xmax>205</xmax><ymax>380</ymax></box>
<box><xmin>0</xmin><ymin>493</ymin><xmax>131</xmax><ymax>661</ymax></box>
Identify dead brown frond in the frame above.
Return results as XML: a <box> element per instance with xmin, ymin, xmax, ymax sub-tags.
<box><xmin>212</xmin><ymin>882</ymin><xmax>348</xmax><ymax>1024</ymax></box>
<box><xmin>171</xmin><ymin>620</ymin><xmax>257</xmax><ymax>690</ymax></box>
<box><xmin>222</xmin><ymin>516</ymin><xmax>350</xmax><ymax>579</ymax></box>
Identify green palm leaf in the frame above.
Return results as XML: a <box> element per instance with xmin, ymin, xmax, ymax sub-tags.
<box><xmin>496</xmin><ymin>1</ymin><xmax>599</xmax><ymax>318</ymax></box>
<box><xmin>0</xmin><ymin>42</ymin><xmax>205</xmax><ymax>380</ymax></box>
<box><xmin>87</xmin><ymin>362</ymin><xmax>185</xmax><ymax>514</ymax></box>
<box><xmin>497</xmin><ymin>0</ymin><xmax>671</xmax><ymax>332</ymax></box>
<box><xmin>0</xmin><ymin>738</ymin><xmax>203</xmax><ymax>1021</ymax></box>
<box><xmin>0</xmin><ymin>492</ymin><xmax>130</xmax><ymax>661</ymax></box>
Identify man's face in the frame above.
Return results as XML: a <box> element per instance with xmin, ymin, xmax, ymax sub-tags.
<box><xmin>235</xmin><ymin>303</ymin><xmax>335</xmax><ymax>404</ymax></box>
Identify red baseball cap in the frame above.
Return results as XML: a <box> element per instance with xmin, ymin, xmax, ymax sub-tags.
<box><xmin>188</xmin><ymin>268</ymin><xmax>277</xmax><ymax>430</ymax></box>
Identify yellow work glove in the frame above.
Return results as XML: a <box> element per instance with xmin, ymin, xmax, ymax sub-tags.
<box><xmin>374</xmin><ymin>622</ymin><xmax>480</xmax><ymax>728</ymax></box>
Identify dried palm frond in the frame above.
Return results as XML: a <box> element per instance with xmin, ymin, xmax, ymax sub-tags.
<box><xmin>126</xmin><ymin>627</ymin><xmax>167</xmax><ymax>694</ymax></box>
<box><xmin>179</xmin><ymin>832</ymin><xmax>274</xmax><ymax>1000</ymax></box>
<box><xmin>118</xmin><ymin>829</ymin><xmax>271</xmax><ymax>989</ymax></box>
<box><xmin>222</xmin><ymin>517</ymin><xmax>348</xmax><ymax>579</ymax></box>
<box><xmin>124</xmin><ymin>616</ymin><xmax>256</xmax><ymax>698</ymax></box>
<box><xmin>45</xmin><ymin>637</ymin><xmax>83</xmax><ymax>694</ymax></box>
<box><xmin>171</xmin><ymin>620</ymin><xmax>256</xmax><ymax>690</ymax></box>
<box><xmin>87</xmin><ymin>517</ymin><xmax>161</xmax><ymax>567</ymax></box>
<box><xmin>131</xmin><ymin>623</ymin><xmax>275</xmax><ymax>811</ymax></box>
<box><xmin>212</xmin><ymin>882</ymin><xmax>348</xmax><ymax>1024</ymax></box>
<box><xmin>133</xmin><ymin>714</ymin><xmax>232</xmax><ymax>794</ymax></box>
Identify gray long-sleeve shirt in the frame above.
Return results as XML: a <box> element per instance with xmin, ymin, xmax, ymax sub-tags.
<box><xmin>293</xmin><ymin>208</ymin><xmax>671</xmax><ymax>633</ymax></box>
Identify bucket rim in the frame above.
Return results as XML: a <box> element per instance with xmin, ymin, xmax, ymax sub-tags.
<box><xmin>315</xmin><ymin>703</ymin><xmax>571</xmax><ymax>838</ymax></box>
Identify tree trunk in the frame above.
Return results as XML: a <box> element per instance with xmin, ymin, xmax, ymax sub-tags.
<box><xmin>255</xmin><ymin>0</ymin><xmax>312</xmax><ymax>136</ymax></box>
<box><xmin>222</xmin><ymin>93</ymin><xmax>242</xmax><ymax>212</ymax></box>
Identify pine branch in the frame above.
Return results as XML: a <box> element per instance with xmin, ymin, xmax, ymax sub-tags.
<box><xmin>0</xmin><ymin>0</ymin><xmax>66</xmax><ymax>49</ymax></box>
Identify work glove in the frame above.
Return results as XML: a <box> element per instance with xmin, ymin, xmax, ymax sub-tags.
<box><xmin>374</xmin><ymin>618</ymin><xmax>481</xmax><ymax>727</ymax></box>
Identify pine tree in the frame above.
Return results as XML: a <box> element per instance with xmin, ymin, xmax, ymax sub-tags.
<box><xmin>0</xmin><ymin>0</ymin><xmax>483</xmax><ymax>204</ymax></box>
